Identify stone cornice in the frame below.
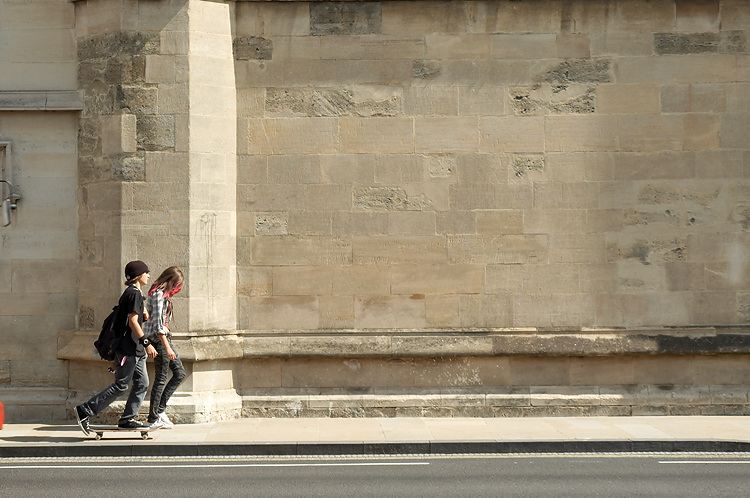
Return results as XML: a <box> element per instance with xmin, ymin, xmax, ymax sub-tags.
<box><xmin>0</xmin><ymin>91</ymin><xmax>83</xmax><ymax>111</ymax></box>
<box><xmin>58</xmin><ymin>328</ymin><xmax>750</xmax><ymax>362</ymax></box>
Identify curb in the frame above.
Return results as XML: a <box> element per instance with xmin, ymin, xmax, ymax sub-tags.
<box><xmin>3</xmin><ymin>440</ymin><xmax>750</xmax><ymax>458</ymax></box>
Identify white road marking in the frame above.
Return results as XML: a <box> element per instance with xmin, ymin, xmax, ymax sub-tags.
<box><xmin>659</xmin><ymin>461</ymin><xmax>750</xmax><ymax>465</ymax></box>
<box><xmin>0</xmin><ymin>461</ymin><xmax>430</xmax><ymax>470</ymax></box>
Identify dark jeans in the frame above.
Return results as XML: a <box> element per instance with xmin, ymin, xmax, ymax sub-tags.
<box><xmin>78</xmin><ymin>351</ymin><xmax>149</xmax><ymax>425</ymax></box>
<box><xmin>148</xmin><ymin>335</ymin><xmax>186</xmax><ymax>423</ymax></box>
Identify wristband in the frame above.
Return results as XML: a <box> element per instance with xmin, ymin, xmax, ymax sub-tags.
<box><xmin>140</xmin><ymin>337</ymin><xmax>150</xmax><ymax>347</ymax></box>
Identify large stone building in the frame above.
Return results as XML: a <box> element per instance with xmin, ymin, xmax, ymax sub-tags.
<box><xmin>1</xmin><ymin>0</ymin><xmax>749</xmax><ymax>422</ymax></box>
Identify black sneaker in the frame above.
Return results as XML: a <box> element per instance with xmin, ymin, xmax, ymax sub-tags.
<box><xmin>118</xmin><ymin>419</ymin><xmax>148</xmax><ymax>430</ymax></box>
<box><xmin>75</xmin><ymin>405</ymin><xmax>90</xmax><ymax>436</ymax></box>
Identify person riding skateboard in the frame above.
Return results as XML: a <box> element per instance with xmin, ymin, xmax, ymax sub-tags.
<box><xmin>74</xmin><ymin>261</ymin><xmax>158</xmax><ymax>435</ymax></box>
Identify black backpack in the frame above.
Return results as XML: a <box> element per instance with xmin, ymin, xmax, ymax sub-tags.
<box><xmin>94</xmin><ymin>306</ymin><xmax>124</xmax><ymax>361</ymax></box>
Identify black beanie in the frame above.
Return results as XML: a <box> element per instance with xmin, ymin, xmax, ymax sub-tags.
<box><xmin>124</xmin><ymin>260</ymin><xmax>150</xmax><ymax>281</ymax></box>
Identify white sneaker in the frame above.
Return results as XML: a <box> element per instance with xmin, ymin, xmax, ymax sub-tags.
<box><xmin>159</xmin><ymin>412</ymin><xmax>174</xmax><ymax>429</ymax></box>
<box><xmin>148</xmin><ymin>418</ymin><xmax>165</xmax><ymax>430</ymax></box>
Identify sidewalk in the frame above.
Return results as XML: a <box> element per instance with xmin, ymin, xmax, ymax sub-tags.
<box><xmin>2</xmin><ymin>416</ymin><xmax>750</xmax><ymax>458</ymax></box>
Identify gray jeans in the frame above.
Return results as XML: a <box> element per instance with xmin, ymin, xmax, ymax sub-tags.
<box><xmin>78</xmin><ymin>351</ymin><xmax>149</xmax><ymax>424</ymax></box>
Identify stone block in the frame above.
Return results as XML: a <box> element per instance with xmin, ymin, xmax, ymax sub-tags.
<box><xmin>545</xmin><ymin>115</ymin><xmax>617</xmax><ymax>152</ymax></box>
<box><xmin>676</xmin><ymin>0</ymin><xmax>720</xmax><ymax>32</ymax></box>
<box><xmin>321</xmin><ymin>154</ymin><xmax>376</xmax><ymax>184</ymax></box>
<box><xmin>273</xmin><ymin>266</ymin><xmax>333</xmax><ymax>296</ymax></box>
<box><xmin>111</xmin><ymin>154</ymin><xmax>145</xmax><ymax>181</ymax></box>
<box><xmin>391</xmin><ymin>264</ymin><xmax>485</xmax><ymax>295</ymax></box>
<box><xmin>237</xmin><ymin>154</ymin><xmax>268</xmax><ymax>185</ymax></box>
<box><xmin>331</xmin><ymin>266</ymin><xmax>391</xmax><ymax>296</ymax></box>
<box><xmin>244</xmin><ymin>118</ymin><xmax>338</xmax><ymax>155</ymax></box>
<box><xmin>288</xmin><ymin>211</ymin><xmax>333</xmax><ymax>236</ymax></box>
<box><xmin>557</xmin><ymin>34</ymin><xmax>591</xmax><ymax>59</ymax></box>
<box><xmin>319</xmin><ymin>296</ymin><xmax>355</xmax><ymax>329</ymax></box>
<box><xmin>355</xmin><ymin>296</ymin><xmax>426</xmax><ymax>329</ymax></box>
<box><xmin>549</xmin><ymin>233</ymin><xmax>606</xmax><ymax>264</ymax></box>
<box><xmin>720</xmin><ymin>113</ymin><xmax>750</xmax><ymax>149</ymax></box>
<box><xmin>466</xmin><ymin>1</ymin><xmax>561</xmax><ymax>33</ymax></box>
<box><xmin>490</xmin><ymin>34</ymin><xmax>556</xmax><ymax>59</ymax></box>
<box><xmin>382</xmin><ymin>2</ymin><xmax>466</xmax><ymax>35</ymax></box>
<box><xmin>616</xmin><ymin>55</ymin><xmax>738</xmax><ymax>84</ymax></box>
<box><xmin>374</xmin><ymin>155</ymin><xmax>423</xmax><ymax>183</ymax></box>
<box><xmin>237</xmin><ymin>266</ymin><xmax>273</xmax><ymax>297</ymax></box>
<box><xmin>136</xmin><ymin>114</ymin><xmax>175</xmax><ymax>151</ymax></box>
<box><xmin>436</xmin><ymin>211</ymin><xmax>477</xmax><ymax>235</ymax></box>
<box><xmin>425</xmin><ymin>295</ymin><xmax>460</xmax><ymax>327</ymax></box>
<box><xmin>691</xmin><ymin>291</ymin><xmax>740</xmax><ymax>325</ymax></box>
<box><xmin>244</xmin><ymin>296</ymin><xmax>319</xmax><ymax>330</ymax></box>
<box><xmin>358</xmin><ymin>35</ymin><xmax>426</xmax><ymax>60</ymax></box>
<box><xmin>696</xmin><ymin>150</ymin><xmax>744</xmax><ymax>178</ymax></box>
<box><xmin>476</xmin><ymin>210</ymin><xmax>524</xmax><ymax>235</ymax></box>
<box><xmin>255</xmin><ymin>212</ymin><xmax>288</xmax><ymax>236</ymax></box>
<box><xmin>251</xmin><ymin>236</ymin><xmax>352</xmax><ymax>266</ymax></box>
<box><xmin>425</xmin><ymin>34</ymin><xmax>491</xmax><ymax>59</ymax></box>
<box><xmin>590</xmin><ymin>31</ymin><xmax>653</xmax><ymax>57</ymax></box>
<box><xmin>352</xmin><ymin>236</ymin><xmax>448</xmax><ymax>265</ymax></box>
<box><xmin>416</xmin><ymin>117</ymin><xmax>479</xmax><ymax>153</ymax></box>
<box><xmin>684</xmin><ymin>113</ymin><xmax>720</xmax><ymax>150</ymax></box>
<box><xmin>459</xmin><ymin>294</ymin><xmax>513</xmax><ymax>328</ymax></box>
<box><xmin>458</xmin><ymin>86</ymin><xmax>506</xmax><ymax>116</ymax></box>
<box><xmin>0</xmin><ymin>293</ymin><xmax>49</xmax><ymax>316</ymax></box>
<box><xmin>614</xmin><ymin>152</ymin><xmax>696</xmax><ymax>181</ymax></box>
<box><xmin>403</xmin><ymin>87</ymin><xmax>458</xmax><ymax>116</ymax></box>
<box><xmin>310</xmin><ymin>2</ymin><xmax>381</xmax><ymax>36</ymax></box>
<box><xmin>447</xmin><ymin>235</ymin><xmax>548</xmax><ymax>264</ymax></box>
<box><xmin>480</xmin><ymin>117</ymin><xmax>544</xmax><ymax>153</ymax></box>
<box><xmin>268</xmin><ymin>155</ymin><xmax>321</xmax><ymax>184</ymax></box>
<box><xmin>332</xmin><ymin>212</ymin><xmax>389</xmax><ymax>236</ymax></box>
<box><xmin>618</xmin><ymin>115</ymin><xmax>683</xmax><ymax>152</ymax></box>
<box><xmin>234</xmin><ymin>36</ymin><xmax>273</xmax><ymax>60</ymax></box>
<box><xmin>597</xmin><ymin>84</ymin><xmax>660</xmax><ymax>114</ymax></box>
<box><xmin>457</xmin><ymin>154</ymin><xmax>506</xmax><ymax>184</ymax></box>
<box><xmin>389</xmin><ymin>210</ymin><xmax>436</xmax><ymax>236</ymax></box>
<box><xmin>335</xmin><ymin>59</ymin><xmax>412</xmax><ymax>86</ymax></box>
<box><xmin>340</xmin><ymin>117</ymin><xmax>414</xmax><ymax>154</ymax></box>
<box><xmin>449</xmin><ymin>184</ymin><xmax>533</xmax><ymax>210</ymax></box>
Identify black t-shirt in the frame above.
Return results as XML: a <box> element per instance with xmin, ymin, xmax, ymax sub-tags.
<box><xmin>114</xmin><ymin>285</ymin><xmax>145</xmax><ymax>358</ymax></box>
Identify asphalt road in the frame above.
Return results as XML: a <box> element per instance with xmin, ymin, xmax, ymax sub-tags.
<box><xmin>1</xmin><ymin>454</ymin><xmax>749</xmax><ymax>497</ymax></box>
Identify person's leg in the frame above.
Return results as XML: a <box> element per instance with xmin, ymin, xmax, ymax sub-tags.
<box><xmin>118</xmin><ymin>355</ymin><xmax>149</xmax><ymax>425</ymax></box>
<box><xmin>78</xmin><ymin>353</ymin><xmax>135</xmax><ymax>419</ymax></box>
<box><xmin>148</xmin><ymin>340</ymin><xmax>169</xmax><ymax>424</ymax></box>
<box><xmin>157</xmin><ymin>336</ymin><xmax>186</xmax><ymax>415</ymax></box>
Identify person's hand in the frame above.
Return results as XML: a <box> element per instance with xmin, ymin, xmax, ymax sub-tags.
<box><xmin>166</xmin><ymin>346</ymin><xmax>176</xmax><ymax>361</ymax></box>
<box><xmin>146</xmin><ymin>344</ymin><xmax>157</xmax><ymax>359</ymax></box>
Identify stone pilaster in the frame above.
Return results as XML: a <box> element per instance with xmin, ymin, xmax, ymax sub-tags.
<box><xmin>72</xmin><ymin>0</ymin><xmax>238</xmax><ymax>422</ymax></box>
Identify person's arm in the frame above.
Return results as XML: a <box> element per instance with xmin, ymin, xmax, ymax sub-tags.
<box><xmin>159</xmin><ymin>332</ymin><xmax>176</xmax><ymax>361</ymax></box>
<box><xmin>129</xmin><ymin>312</ymin><xmax>157</xmax><ymax>359</ymax></box>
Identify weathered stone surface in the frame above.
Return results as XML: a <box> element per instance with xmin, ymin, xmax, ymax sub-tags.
<box><xmin>111</xmin><ymin>154</ymin><xmax>145</xmax><ymax>181</ymax></box>
<box><xmin>310</xmin><ymin>2</ymin><xmax>382</xmax><ymax>36</ymax></box>
<box><xmin>136</xmin><ymin>115</ymin><xmax>175</xmax><ymax>151</ymax></box>
<box><xmin>234</xmin><ymin>36</ymin><xmax>273</xmax><ymax>60</ymax></box>
<box><xmin>353</xmin><ymin>186</ymin><xmax>425</xmax><ymax>211</ymax></box>
<box><xmin>509</xmin><ymin>84</ymin><xmax>595</xmax><ymax>115</ymax></box>
<box><xmin>542</xmin><ymin>58</ymin><xmax>612</xmax><ymax>85</ymax></box>
<box><xmin>412</xmin><ymin>59</ymin><xmax>441</xmax><ymax>80</ymax></box>
<box><xmin>654</xmin><ymin>31</ymin><xmax>746</xmax><ymax>55</ymax></box>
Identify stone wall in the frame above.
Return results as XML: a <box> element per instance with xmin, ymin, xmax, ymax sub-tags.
<box><xmin>235</xmin><ymin>0</ymin><xmax>750</xmax><ymax>332</ymax></box>
<box><xmin>0</xmin><ymin>0</ymin><xmax>80</xmax><ymax>420</ymax></box>
<box><xmin>4</xmin><ymin>0</ymin><xmax>750</xmax><ymax>422</ymax></box>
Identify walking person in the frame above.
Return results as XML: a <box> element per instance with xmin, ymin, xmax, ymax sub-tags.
<box><xmin>74</xmin><ymin>261</ymin><xmax>157</xmax><ymax>435</ymax></box>
<box><xmin>144</xmin><ymin>266</ymin><xmax>186</xmax><ymax>430</ymax></box>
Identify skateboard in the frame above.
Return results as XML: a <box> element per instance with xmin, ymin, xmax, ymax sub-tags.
<box><xmin>90</xmin><ymin>425</ymin><xmax>157</xmax><ymax>440</ymax></box>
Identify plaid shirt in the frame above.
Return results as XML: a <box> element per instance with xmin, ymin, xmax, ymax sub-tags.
<box><xmin>143</xmin><ymin>289</ymin><xmax>169</xmax><ymax>339</ymax></box>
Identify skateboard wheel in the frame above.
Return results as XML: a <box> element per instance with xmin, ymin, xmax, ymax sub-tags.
<box><xmin>141</xmin><ymin>431</ymin><xmax>148</xmax><ymax>439</ymax></box>
<box><xmin>95</xmin><ymin>433</ymin><xmax>103</xmax><ymax>440</ymax></box>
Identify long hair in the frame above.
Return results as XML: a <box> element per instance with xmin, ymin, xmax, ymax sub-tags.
<box><xmin>148</xmin><ymin>266</ymin><xmax>185</xmax><ymax>298</ymax></box>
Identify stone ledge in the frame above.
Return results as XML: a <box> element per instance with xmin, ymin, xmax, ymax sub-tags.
<box><xmin>58</xmin><ymin>328</ymin><xmax>750</xmax><ymax>362</ymax></box>
<box><xmin>0</xmin><ymin>91</ymin><xmax>83</xmax><ymax>111</ymax></box>
<box><xmin>237</xmin><ymin>385</ymin><xmax>750</xmax><ymax>418</ymax></box>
